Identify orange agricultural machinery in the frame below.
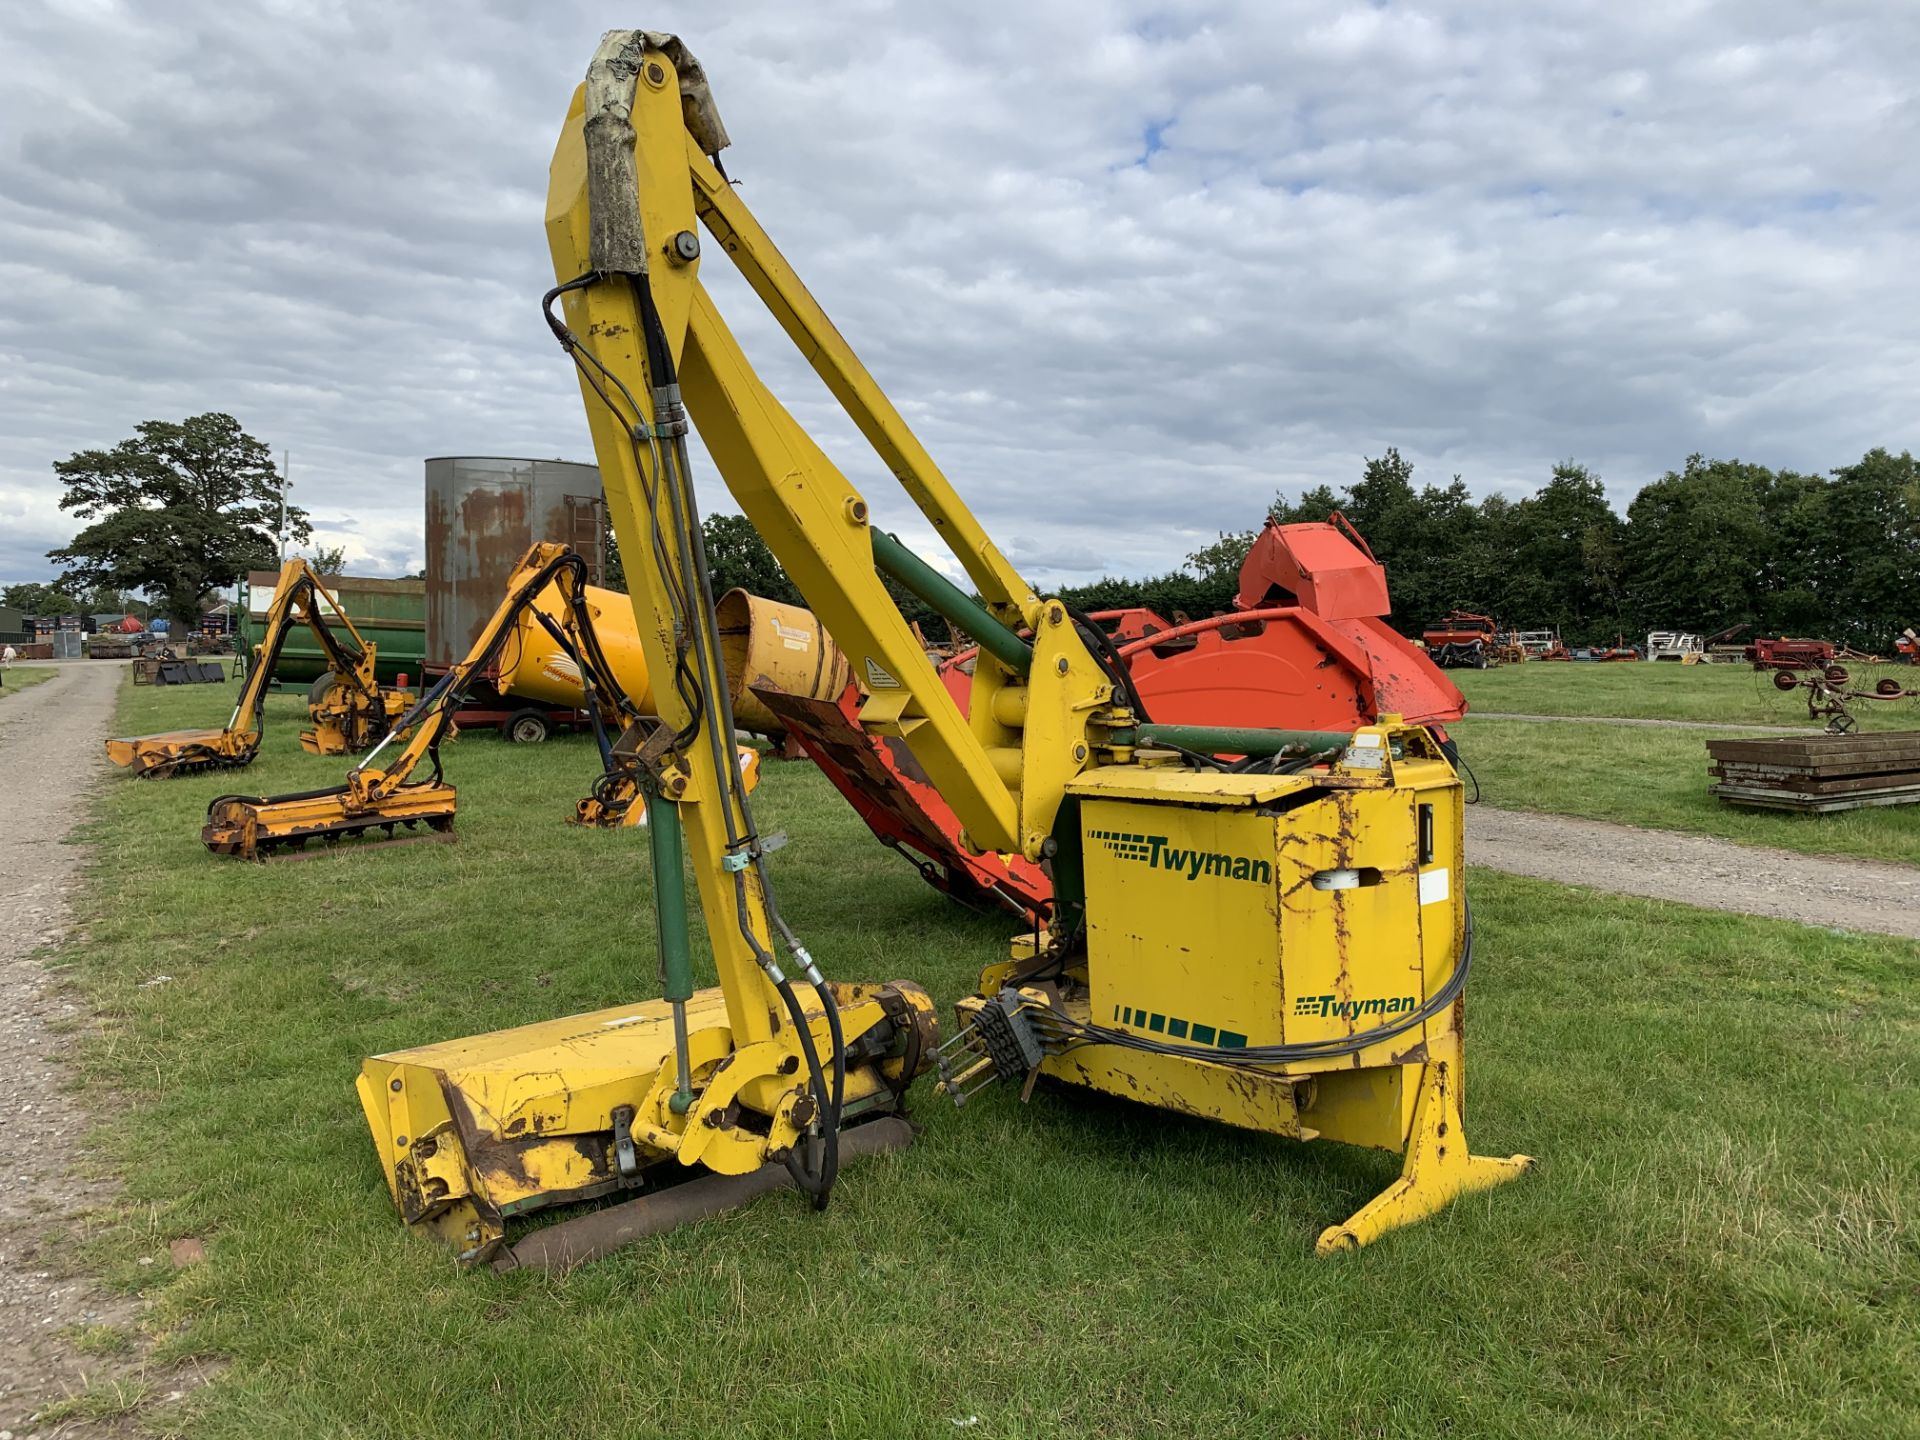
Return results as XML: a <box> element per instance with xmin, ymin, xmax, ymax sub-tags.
<box><xmin>106</xmin><ymin>559</ymin><xmax>409</xmax><ymax>779</ymax></box>
<box><xmin>1421</xmin><ymin>610</ymin><xmax>1501</xmax><ymax>669</ymax></box>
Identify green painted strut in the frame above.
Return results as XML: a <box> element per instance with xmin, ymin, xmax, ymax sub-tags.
<box><xmin>869</xmin><ymin>528</ymin><xmax>1033</xmax><ymax>675</ymax></box>
<box><xmin>1123</xmin><ymin>724</ymin><xmax>1351</xmax><ymax>757</ymax></box>
<box><xmin>645</xmin><ymin>791</ymin><xmax>697</xmax><ymax>1115</ymax></box>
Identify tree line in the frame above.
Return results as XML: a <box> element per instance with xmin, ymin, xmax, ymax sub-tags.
<box><xmin>22</xmin><ymin>412</ymin><xmax>1912</xmax><ymax>652</ymax></box>
<box><xmin>9</xmin><ymin>413</ymin><xmax>305</xmax><ymax>627</ymax></box>
<box><xmin>694</xmin><ymin>446</ymin><xmax>1917</xmax><ymax>652</ymax></box>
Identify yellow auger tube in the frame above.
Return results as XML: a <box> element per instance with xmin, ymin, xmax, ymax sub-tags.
<box><xmin>494</xmin><ymin>582</ymin><xmax>658</xmax><ymax>712</ymax></box>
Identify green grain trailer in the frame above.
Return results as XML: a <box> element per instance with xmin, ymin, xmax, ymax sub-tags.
<box><xmin>240</xmin><ymin>570</ymin><xmax>426</xmax><ymax>686</ymax></box>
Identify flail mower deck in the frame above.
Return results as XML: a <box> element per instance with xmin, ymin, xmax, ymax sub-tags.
<box><xmin>203</xmin><ymin>783</ymin><xmax>457</xmax><ymax>860</ymax></box>
<box><xmin>105</xmin><ymin>731</ymin><xmax>261</xmax><ymax>780</ymax></box>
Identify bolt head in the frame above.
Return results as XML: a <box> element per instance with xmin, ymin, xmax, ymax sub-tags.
<box><xmin>1056</xmin><ymin>656</ymin><xmax>1069</xmax><ymax>675</ymax></box>
<box><xmin>645</xmin><ymin>61</ymin><xmax>667</xmax><ymax>85</ymax></box>
<box><xmin>390</xmin><ymin>1078</ymin><xmax>402</xmax><ymax>1092</ymax></box>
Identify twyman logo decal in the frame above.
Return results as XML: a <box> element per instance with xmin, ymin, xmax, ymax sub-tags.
<box><xmin>1292</xmin><ymin>993</ymin><xmax>1419</xmax><ymax>1019</ymax></box>
<box><xmin>1089</xmin><ymin>828</ymin><xmax>1272</xmax><ymax>885</ymax></box>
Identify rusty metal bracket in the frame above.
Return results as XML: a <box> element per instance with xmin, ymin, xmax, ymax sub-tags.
<box><xmin>611</xmin><ymin>1104</ymin><xmax>641</xmax><ymax>1179</ymax></box>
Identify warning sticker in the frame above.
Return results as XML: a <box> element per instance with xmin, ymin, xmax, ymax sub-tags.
<box><xmin>864</xmin><ymin>656</ymin><xmax>901</xmax><ymax>689</ymax></box>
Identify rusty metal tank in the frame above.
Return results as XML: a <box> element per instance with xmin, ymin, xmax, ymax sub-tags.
<box><xmin>424</xmin><ymin>457</ymin><xmax>607</xmax><ymax>668</ymax></box>
<box><xmin>715</xmin><ymin>589</ymin><xmax>852</xmax><ymax>736</ymax></box>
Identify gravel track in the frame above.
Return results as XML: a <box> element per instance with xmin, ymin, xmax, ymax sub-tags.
<box><xmin>1467</xmin><ymin>711</ymin><xmax>1810</xmax><ymax>732</ymax></box>
<box><xmin>1467</xmin><ymin>804</ymin><xmax>1920</xmax><ymax>940</ymax></box>
<box><xmin>0</xmin><ymin>663</ymin><xmax>151</xmax><ymax>1435</ymax></box>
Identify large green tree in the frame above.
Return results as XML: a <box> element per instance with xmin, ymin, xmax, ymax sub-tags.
<box><xmin>697</xmin><ymin>512</ymin><xmax>803</xmax><ymax>606</ymax></box>
<box><xmin>1621</xmin><ymin>456</ymin><xmax>1776</xmax><ymax>636</ymax></box>
<box><xmin>47</xmin><ymin>413</ymin><xmax>307</xmax><ymax>626</ymax></box>
<box><xmin>1506</xmin><ymin>461</ymin><xmax>1624</xmax><ymax>636</ymax></box>
<box><xmin>1793</xmin><ymin>449</ymin><xmax>1920</xmax><ymax>649</ymax></box>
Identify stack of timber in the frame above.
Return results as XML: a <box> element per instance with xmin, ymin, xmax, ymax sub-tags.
<box><xmin>1708</xmin><ymin>731</ymin><xmax>1920</xmax><ymax>813</ymax></box>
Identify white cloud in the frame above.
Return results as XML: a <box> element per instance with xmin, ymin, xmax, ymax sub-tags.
<box><xmin>1</xmin><ymin>0</ymin><xmax>1915</xmax><ymax>592</ymax></box>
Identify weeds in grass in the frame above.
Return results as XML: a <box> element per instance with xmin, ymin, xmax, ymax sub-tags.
<box><xmin>59</xmin><ymin>1322</ymin><xmax>134</xmax><ymax>1355</ymax></box>
<box><xmin>33</xmin><ymin>1376</ymin><xmax>152</xmax><ymax>1424</ymax></box>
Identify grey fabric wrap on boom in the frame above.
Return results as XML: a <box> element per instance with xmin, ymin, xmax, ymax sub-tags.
<box><xmin>582</xmin><ymin>29</ymin><xmax>733</xmax><ymax>277</ymax></box>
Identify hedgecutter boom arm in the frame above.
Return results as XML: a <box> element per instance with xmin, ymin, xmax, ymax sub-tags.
<box><xmin>201</xmin><ymin>544</ymin><xmax>642</xmax><ymax>858</ymax></box>
<box><xmin>354</xmin><ymin>28</ymin><xmax>1527</xmax><ymax>1269</ymax></box>
<box><xmin>105</xmin><ymin>558</ymin><xmax>399</xmax><ymax>778</ymax></box>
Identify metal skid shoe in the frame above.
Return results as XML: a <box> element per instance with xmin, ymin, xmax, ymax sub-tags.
<box><xmin>1313</xmin><ymin>1031</ymin><xmax>1533</xmax><ymax>1256</ymax></box>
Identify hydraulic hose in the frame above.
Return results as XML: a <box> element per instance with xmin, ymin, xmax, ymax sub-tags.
<box><xmin>772</xmin><ymin>977</ymin><xmax>838</xmax><ymax>1205</ymax></box>
<box><xmin>1047</xmin><ymin>903</ymin><xmax>1477</xmax><ymax>1068</ymax></box>
<box><xmin>550</xmin><ymin>265</ymin><xmax>851</xmax><ymax>1208</ymax></box>
<box><xmin>629</xmin><ymin>271</ymin><xmax>850</xmax><ymax>1204</ymax></box>
<box><xmin>806</xmin><ymin>976</ymin><xmax>847</xmax><ymax>1200</ymax></box>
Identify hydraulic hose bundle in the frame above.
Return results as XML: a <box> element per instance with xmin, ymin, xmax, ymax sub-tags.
<box><xmin>544</xmin><ymin>268</ymin><xmax>849</xmax><ymax>1208</ymax></box>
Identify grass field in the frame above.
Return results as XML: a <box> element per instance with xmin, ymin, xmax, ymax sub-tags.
<box><xmin>1</xmin><ymin>662</ymin><xmax>57</xmax><ymax>697</ymax></box>
<box><xmin>1454</xmin><ymin>659</ymin><xmax>1920</xmax><ymax>730</ymax></box>
<box><xmin>40</xmin><ymin>673</ymin><xmax>1920</xmax><ymax>1438</ymax></box>
<box><xmin>1455</xmin><ymin>718</ymin><xmax>1920</xmax><ymax>865</ymax></box>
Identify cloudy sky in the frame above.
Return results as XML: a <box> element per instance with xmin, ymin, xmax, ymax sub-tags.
<box><xmin>2</xmin><ymin>1</ymin><xmax>1914</xmax><ymax>589</ymax></box>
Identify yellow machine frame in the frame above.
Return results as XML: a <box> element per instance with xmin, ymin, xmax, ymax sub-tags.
<box><xmin>358</xmin><ymin>30</ymin><xmax>1527</xmax><ymax>1268</ymax></box>
<box><xmin>105</xmin><ymin>558</ymin><xmax>407</xmax><ymax>779</ymax></box>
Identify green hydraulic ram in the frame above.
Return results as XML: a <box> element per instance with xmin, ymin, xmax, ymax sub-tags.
<box><xmin>646</xmin><ymin>791</ymin><xmax>698</xmax><ymax>1116</ymax></box>
<box><xmin>870</xmin><ymin>528</ymin><xmax>1035</xmax><ymax>676</ymax></box>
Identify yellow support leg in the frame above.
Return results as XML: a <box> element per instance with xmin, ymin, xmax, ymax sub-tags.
<box><xmin>1315</xmin><ymin>1037</ymin><xmax>1533</xmax><ymax>1256</ymax></box>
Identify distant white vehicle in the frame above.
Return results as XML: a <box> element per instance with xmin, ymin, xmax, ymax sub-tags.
<box><xmin>1646</xmin><ymin>632</ymin><xmax>1704</xmax><ymax>662</ymax></box>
